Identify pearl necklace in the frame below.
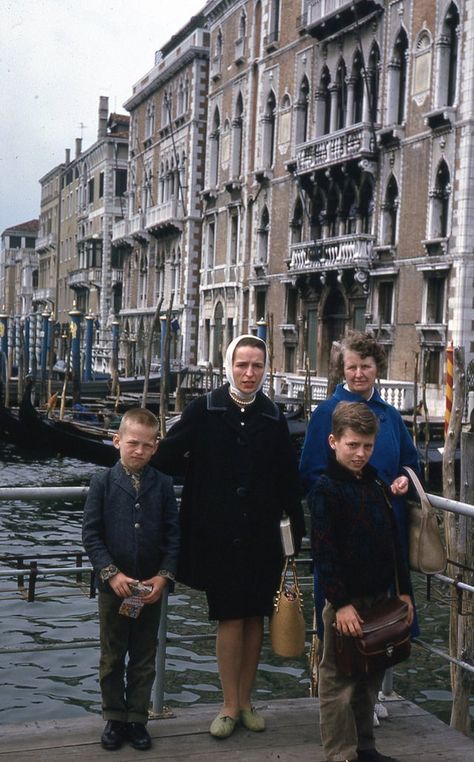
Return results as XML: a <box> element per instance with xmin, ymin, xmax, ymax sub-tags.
<box><xmin>229</xmin><ymin>390</ymin><xmax>256</xmax><ymax>411</ymax></box>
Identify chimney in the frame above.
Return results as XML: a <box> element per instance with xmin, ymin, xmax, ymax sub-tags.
<box><xmin>75</xmin><ymin>138</ymin><xmax>82</xmax><ymax>158</ymax></box>
<box><xmin>65</xmin><ymin>148</ymin><xmax>71</xmax><ymax>165</ymax></box>
<box><xmin>98</xmin><ymin>95</ymin><xmax>109</xmax><ymax>138</ymax></box>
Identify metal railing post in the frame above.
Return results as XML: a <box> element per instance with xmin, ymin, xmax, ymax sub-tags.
<box><xmin>151</xmin><ymin>586</ymin><xmax>169</xmax><ymax>717</ymax></box>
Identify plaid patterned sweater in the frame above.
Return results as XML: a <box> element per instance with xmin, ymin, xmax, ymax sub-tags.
<box><xmin>309</xmin><ymin>457</ymin><xmax>410</xmax><ymax>611</ymax></box>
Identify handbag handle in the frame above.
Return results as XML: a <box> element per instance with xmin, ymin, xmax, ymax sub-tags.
<box><xmin>403</xmin><ymin>466</ymin><xmax>432</xmax><ymax>516</ymax></box>
<box><xmin>274</xmin><ymin>557</ymin><xmax>303</xmax><ymax>613</ymax></box>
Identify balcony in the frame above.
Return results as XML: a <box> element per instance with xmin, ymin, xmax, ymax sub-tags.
<box><xmin>112</xmin><ymin>219</ymin><xmax>132</xmax><ymax>246</ymax></box>
<box><xmin>130</xmin><ymin>212</ymin><xmax>149</xmax><ymax>242</ymax></box>
<box><xmin>32</xmin><ymin>287</ymin><xmax>54</xmax><ymax>303</ymax></box>
<box><xmin>146</xmin><ymin>198</ymin><xmax>184</xmax><ymax>235</ymax></box>
<box><xmin>210</xmin><ymin>55</ymin><xmax>222</xmax><ymax>81</ymax></box>
<box><xmin>111</xmin><ymin>268</ymin><xmax>123</xmax><ymax>285</ymax></box>
<box><xmin>35</xmin><ymin>233</ymin><xmax>56</xmax><ymax>252</ymax></box>
<box><xmin>306</xmin><ymin>0</ymin><xmax>384</xmax><ymax>41</ymax></box>
<box><xmin>68</xmin><ymin>267</ymin><xmax>102</xmax><ymax>289</ymax></box>
<box><xmin>296</xmin><ymin>123</ymin><xmax>376</xmax><ymax>175</ymax></box>
<box><xmin>288</xmin><ymin>234</ymin><xmax>375</xmax><ymax>273</ymax></box>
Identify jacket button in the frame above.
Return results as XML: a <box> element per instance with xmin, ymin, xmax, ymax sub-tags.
<box><xmin>236</xmin><ymin>487</ymin><xmax>247</xmax><ymax>497</ymax></box>
<box><xmin>134</xmin><ymin>522</ymin><xmax>140</xmax><ymax>529</ymax></box>
<box><xmin>135</xmin><ymin>503</ymin><xmax>140</xmax><ymax>509</ymax></box>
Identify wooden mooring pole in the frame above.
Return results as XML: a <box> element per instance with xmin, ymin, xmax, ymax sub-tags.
<box><xmin>442</xmin><ymin>345</ymin><xmax>472</xmax><ymax>735</ymax></box>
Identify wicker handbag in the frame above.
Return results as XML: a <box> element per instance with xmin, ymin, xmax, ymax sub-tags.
<box><xmin>403</xmin><ymin>466</ymin><xmax>447</xmax><ymax>574</ymax></box>
<box><xmin>333</xmin><ymin>597</ymin><xmax>411</xmax><ymax>677</ymax></box>
<box><xmin>270</xmin><ymin>556</ymin><xmax>306</xmax><ymax>658</ymax></box>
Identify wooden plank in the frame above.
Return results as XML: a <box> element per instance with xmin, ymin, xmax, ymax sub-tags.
<box><xmin>0</xmin><ymin>698</ymin><xmax>473</xmax><ymax>761</ymax></box>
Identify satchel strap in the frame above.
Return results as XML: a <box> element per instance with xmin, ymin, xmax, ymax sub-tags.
<box><xmin>403</xmin><ymin>466</ymin><xmax>432</xmax><ymax>517</ymax></box>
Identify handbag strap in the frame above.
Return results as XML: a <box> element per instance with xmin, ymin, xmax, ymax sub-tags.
<box><xmin>274</xmin><ymin>556</ymin><xmax>303</xmax><ymax>611</ymax></box>
<box><xmin>375</xmin><ymin>479</ymin><xmax>401</xmax><ymax>597</ymax></box>
<box><xmin>403</xmin><ymin>466</ymin><xmax>431</xmax><ymax>516</ymax></box>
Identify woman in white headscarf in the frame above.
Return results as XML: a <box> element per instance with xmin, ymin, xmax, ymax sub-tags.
<box><xmin>155</xmin><ymin>334</ymin><xmax>304</xmax><ymax>739</ymax></box>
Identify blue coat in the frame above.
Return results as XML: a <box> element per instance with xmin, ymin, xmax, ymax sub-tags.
<box><xmin>82</xmin><ymin>461</ymin><xmax>180</xmax><ymax>591</ymax></box>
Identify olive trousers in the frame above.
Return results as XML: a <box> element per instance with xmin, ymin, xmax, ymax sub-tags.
<box><xmin>98</xmin><ymin>590</ymin><xmax>161</xmax><ymax>724</ymax></box>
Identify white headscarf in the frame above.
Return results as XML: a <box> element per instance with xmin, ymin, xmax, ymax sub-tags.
<box><xmin>224</xmin><ymin>334</ymin><xmax>268</xmax><ymax>400</ymax></box>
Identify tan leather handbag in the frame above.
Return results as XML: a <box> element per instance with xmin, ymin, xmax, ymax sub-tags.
<box><xmin>270</xmin><ymin>557</ymin><xmax>306</xmax><ymax>658</ymax></box>
<box><xmin>403</xmin><ymin>466</ymin><xmax>447</xmax><ymax>574</ymax></box>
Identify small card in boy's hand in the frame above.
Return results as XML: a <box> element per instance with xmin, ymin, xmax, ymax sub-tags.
<box><xmin>119</xmin><ymin>582</ymin><xmax>152</xmax><ymax>618</ymax></box>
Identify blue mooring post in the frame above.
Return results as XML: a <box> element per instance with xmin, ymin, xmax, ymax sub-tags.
<box><xmin>40</xmin><ymin>308</ymin><xmax>50</xmax><ymax>387</ymax></box>
<box><xmin>0</xmin><ymin>309</ymin><xmax>9</xmax><ymax>385</ymax></box>
<box><xmin>69</xmin><ymin>304</ymin><xmax>82</xmax><ymax>384</ymax></box>
<box><xmin>111</xmin><ymin>318</ymin><xmax>120</xmax><ymax>367</ymax></box>
<box><xmin>23</xmin><ymin>316</ymin><xmax>30</xmax><ymax>374</ymax></box>
<box><xmin>160</xmin><ymin>315</ymin><xmax>167</xmax><ymax>368</ymax></box>
<box><xmin>83</xmin><ymin>313</ymin><xmax>94</xmax><ymax>382</ymax></box>
<box><xmin>257</xmin><ymin>318</ymin><xmax>267</xmax><ymax>342</ymax></box>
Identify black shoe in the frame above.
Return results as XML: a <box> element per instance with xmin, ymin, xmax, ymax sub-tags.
<box><xmin>127</xmin><ymin>722</ymin><xmax>152</xmax><ymax>750</ymax></box>
<box><xmin>357</xmin><ymin>750</ymin><xmax>400</xmax><ymax>762</ymax></box>
<box><xmin>101</xmin><ymin>720</ymin><xmax>127</xmax><ymax>750</ymax></box>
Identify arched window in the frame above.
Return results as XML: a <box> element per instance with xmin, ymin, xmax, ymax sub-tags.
<box><xmin>437</xmin><ymin>2</ymin><xmax>460</xmax><ymax>107</ymax></box>
<box><xmin>269</xmin><ymin>0</ymin><xmax>280</xmax><ymax>42</ymax></box>
<box><xmin>327</xmin><ymin>185</ymin><xmax>340</xmax><ymax>237</ymax></box>
<box><xmin>145</xmin><ymin>100</ymin><xmax>155</xmax><ymax>139</ymax></box>
<box><xmin>310</xmin><ymin>188</ymin><xmax>325</xmax><ymax>240</ymax></box>
<box><xmin>316</xmin><ymin>66</ymin><xmax>331</xmax><ymax>136</ymax></box>
<box><xmin>382</xmin><ymin>175</ymin><xmax>399</xmax><ymax>246</ymax></box>
<box><xmin>352</xmin><ymin>51</ymin><xmax>364</xmax><ymax>124</ymax></box>
<box><xmin>336</xmin><ymin>59</ymin><xmax>347</xmax><ymax>129</ymax></box>
<box><xmin>239</xmin><ymin>11</ymin><xmax>246</xmax><ymax>40</ymax></box>
<box><xmin>388</xmin><ymin>28</ymin><xmax>408</xmax><ymax>124</ymax></box>
<box><xmin>209</xmin><ymin>107</ymin><xmax>220</xmax><ymax>187</ymax></box>
<box><xmin>216</xmin><ymin>29</ymin><xmax>223</xmax><ymax>58</ymax></box>
<box><xmin>359</xmin><ymin>177</ymin><xmax>374</xmax><ymax>235</ymax></box>
<box><xmin>155</xmin><ymin>251</ymin><xmax>165</xmax><ymax>299</ymax></box>
<box><xmin>262</xmin><ymin>90</ymin><xmax>276</xmax><ymax>168</ymax></box>
<box><xmin>291</xmin><ymin>197</ymin><xmax>304</xmax><ymax>243</ymax></box>
<box><xmin>341</xmin><ymin>181</ymin><xmax>357</xmax><ymax>235</ymax></box>
<box><xmin>232</xmin><ymin>92</ymin><xmax>244</xmax><ymax>179</ymax></box>
<box><xmin>257</xmin><ymin>206</ymin><xmax>270</xmax><ymax>264</ymax></box>
<box><xmin>295</xmin><ymin>75</ymin><xmax>310</xmax><ymax>144</ymax></box>
<box><xmin>430</xmin><ymin>160</ymin><xmax>451</xmax><ymax>238</ymax></box>
<box><xmin>138</xmin><ymin>252</ymin><xmax>148</xmax><ymax>308</ymax></box>
<box><xmin>367</xmin><ymin>42</ymin><xmax>381</xmax><ymax>123</ymax></box>
<box><xmin>213</xmin><ymin>302</ymin><xmax>224</xmax><ymax>367</ymax></box>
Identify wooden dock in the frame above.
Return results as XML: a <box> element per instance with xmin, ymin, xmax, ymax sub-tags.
<box><xmin>0</xmin><ymin>697</ymin><xmax>473</xmax><ymax>761</ymax></box>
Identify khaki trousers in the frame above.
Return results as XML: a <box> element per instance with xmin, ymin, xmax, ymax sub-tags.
<box><xmin>319</xmin><ymin>600</ymin><xmax>384</xmax><ymax>762</ymax></box>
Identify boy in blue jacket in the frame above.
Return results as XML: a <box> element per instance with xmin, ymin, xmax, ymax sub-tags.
<box><xmin>309</xmin><ymin>402</ymin><xmax>413</xmax><ymax>762</ymax></box>
<box><xmin>83</xmin><ymin>407</ymin><xmax>179</xmax><ymax>751</ymax></box>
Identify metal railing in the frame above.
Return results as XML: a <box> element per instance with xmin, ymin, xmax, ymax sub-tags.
<box><xmin>0</xmin><ymin>485</ymin><xmax>473</xmax><ymax>716</ymax></box>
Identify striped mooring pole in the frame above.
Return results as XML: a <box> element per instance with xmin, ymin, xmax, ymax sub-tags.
<box><xmin>444</xmin><ymin>342</ymin><xmax>454</xmax><ymax>437</ymax></box>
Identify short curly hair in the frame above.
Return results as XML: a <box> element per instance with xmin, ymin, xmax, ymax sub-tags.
<box><xmin>336</xmin><ymin>330</ymin><xmax>387</xmax><ymax>377</ymax></box>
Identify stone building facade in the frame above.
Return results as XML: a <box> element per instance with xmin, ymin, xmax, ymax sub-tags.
<box><xmin>113</xmin><ymin>15</ymin><xmax>209</xmax><ymax>372</ymax></box>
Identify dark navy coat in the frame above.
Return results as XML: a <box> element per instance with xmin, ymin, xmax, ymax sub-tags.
<box><xmin>154</xmin><ymin>385</ymin><xmax>305</xmax><ymax>602</ymax></box>
<box><xmin>82</xmin><ymin>461</ymin><xmax>180</xmax><ymax>592</ymax></box>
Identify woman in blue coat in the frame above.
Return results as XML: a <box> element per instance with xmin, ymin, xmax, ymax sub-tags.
<box><xmin>300</xmin><ymin>331</ymin><xmax>420</xmax><ymax>638</ymax></box>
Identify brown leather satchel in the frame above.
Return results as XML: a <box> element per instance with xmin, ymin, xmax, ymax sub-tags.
<box><xmin>333</xmin><ymin>597</ymin><xmax>411</xmax><ymax>677</ymax></box>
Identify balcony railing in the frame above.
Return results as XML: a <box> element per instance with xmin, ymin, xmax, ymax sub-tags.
<box><xmin>307</xmin><ymin>0</ymin><xmax>383</xmax><ymax>40</ymax></box>
<box><xmin>35</xmin><ymin>233</ymin><xmax>56</xmax><ymax>252</ymax></box>
<box><xmin>296</xmin><ymin>123</ymin><xmax>376</xmax><ymax>174</ymax></box>
<box><xmin>145</xmin><ymin>198</ymin><xmax>184</xmax><ymax>231</ymax></box>
<box><xmin>288</xmin><ymin>234</ymin><xmax>375</xmax><ymax>272</ymax></box>
<box><xmin>112</xmin><ymin>219</ymin><xmax>131</xmax><ymax>244</ymax></box>
<box><xmin>32</xmin><ymin>287</ymin><xmax>54</xmax><ymax>302</ymax></box>
<box><xmin>67</xmin><ymin>267</ymin><xmax>102</xmax><ymax>288</ymax></box>
<box><xmin>130</xmin><ymin>212</ymin><xmax>148</xmax><ymax>239</ymax></box>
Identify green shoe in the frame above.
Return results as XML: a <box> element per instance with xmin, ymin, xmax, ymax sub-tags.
<box><xmin>209</xmin><ymin>714</ymin><xmax>238</xmax><ymax>739</ymax></box>
<box><xmin>240</xmin><ymin>707</ymin><xmax>266</xmax><ymax>732</ymax></box>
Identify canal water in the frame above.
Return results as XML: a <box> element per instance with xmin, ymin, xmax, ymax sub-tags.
<box><xmin>0</xmin><ymin>442</ymin><xmax>472</xmax><ymax>730</ymax></box>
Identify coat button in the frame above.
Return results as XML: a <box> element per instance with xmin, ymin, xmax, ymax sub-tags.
<box><xmin>135</xmin><ymin>503</ymin><xmax>140</xmax><ymax>509</ymax></box>
<box><xmin>236</xmin><ymin>487</ymin><xmax>247</xmax><ymax>497</ymax></box>
<box><xmin>134</xmin><ymin>522</ymin><xmax>140</xmax><ymax>529</ymax></box>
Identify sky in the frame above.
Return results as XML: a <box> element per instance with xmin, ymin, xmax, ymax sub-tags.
<box><xmin>0</xmin><ymin>0</ymin><xmax>206</xmax><ymax>235</ymax></box>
